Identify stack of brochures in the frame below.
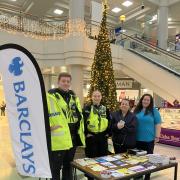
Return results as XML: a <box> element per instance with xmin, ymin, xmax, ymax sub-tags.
<box><xmin>128</xmin><ymin>149</ymin><xmax>147</xmax><ymax>156</ymax></box>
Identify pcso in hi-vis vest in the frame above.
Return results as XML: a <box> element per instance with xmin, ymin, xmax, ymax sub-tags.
<box><xmin>47</xmin><ymin>72</ymin><xmax>85</xmax><ymax>180</ymax></box>
<box><xmin>83</xmin><ymin>90</ymin><xmax>111</xmax><ymax>162</ymax></box>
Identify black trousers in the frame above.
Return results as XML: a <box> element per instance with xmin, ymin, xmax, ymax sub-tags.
<box><xmin>85</xmin><ymin>133</ymin><xmax>108</xmax><ymax>180</ymax></box>
<box><xmin>85</xmin><ymin>133</ymin><xmax>108</xmax><ymax>158</ymax></box>
<box><xmin>51</xmin><ymin>146</ymin><xmax>76</xmax><ymax>180</ymax></box>
<box><xmin>113</xmin><ymin>142</ymin><xmax>129</xmax><ymax>154</ymax></box>
<box><xmin>136</xmin><ymin>141</ymin><xmax>155</xmax><ymax>180</ymax></box>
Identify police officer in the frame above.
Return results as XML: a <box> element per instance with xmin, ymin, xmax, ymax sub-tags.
<box><xmin>47</xmin><ymin>72</ymin><xmax>85</xmax><ymax>180</ymax></box>
<box><xmin>83</xmin><ymin>90</ymin><xmax>111</xmax><ymax>180</ymax></box>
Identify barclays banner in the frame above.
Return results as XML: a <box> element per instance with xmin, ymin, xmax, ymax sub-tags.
<box><xmin>0</xmin><ymin>44</ymin><xmax>52</xmax><ymax>178</ymax></box>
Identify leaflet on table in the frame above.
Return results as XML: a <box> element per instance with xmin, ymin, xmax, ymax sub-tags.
<box><xmin>122</xmin><ymin>156</ymin><xmax>148</xmax><ymax>164</ymax></box>
<box><xmin>113</xmin><ymin>160</ymin><xmax>128</xmax><ymax>167</ymax></box>
<box><xmin>100</xmin><ymin>162</ymin><xmax>117</xmax><ymax>168</ymax></box>
<box><xmin>117</xmin><ymin>168</ymin><xmax>135</xmax><ymax>175</ymax></box>
<box><xmin>109</xmin><ymin>170</ymin><xmax>125</xmax><ymax>177</ymax></box>
<box><xmin>95</xmin><ymin>157</ymin><xmax>108</xmax><ymax>163</ymax></box>
<box><xmin>141</xmin><ymin>162</ymin><xmax>157</xmax><ymax>170</ymax></box>
<box><xmin>133</xmin><ymin>156</ymin><xmax>148</xmax><ymax>163</ymax></box>
<box><xmin>101</xmin><ymin>156</ymin><xmax>118</xmax><ymax>162</ymax></box>
<box><xmin>75</xmin><ymin>158</ymin><xmax>97</xmax><ymax>166</ymax></box>
<box><xmin>123</xmin><ymin>159</ymin><xmax>140</xmax><ymax>165</ymax></box>
<box><xmin>113</xmin><ymin>155</ymin><xmax>124</xmax><ymax>159</ymax></box>
<box><xmin>88</xmin><ymin>164</ymin><xmax>107</xmax><ymax>171</ymax></box>
<box><xmin>128</xmin><ymin>165</ymin><xmax>147</xmax><ymax>172</ymax></box>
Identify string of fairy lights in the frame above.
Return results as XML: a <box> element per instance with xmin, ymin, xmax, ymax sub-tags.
<box><xmin>0</xmin><ymin>12</ymin><xmax>87</xmax><ymax>40</ymax></box>
<box><xmin>0</xmin><ymin>0</ymin><xmax>125</xmax><ymax>41</ymax></box>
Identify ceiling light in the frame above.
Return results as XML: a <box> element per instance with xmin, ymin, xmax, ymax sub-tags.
<box><xmin>151</xmin><ymin>14</ymin><xmax>157</xmax><ymax>21</ymax></box>
<box><xmin>122</xmin><ymin>1</ymin><xmax>133</xmax><ymax>7</ymax></box>
<box><xmin>168</xmin><ymin>18</ymin><xmax>172</xmax><ymax>21</ymax></box>
<box><xmin>121</xmin><ymin>29</ymin><xmax>126</xmax><ymax>33</ymax></box>
<box><xmin>112</xmin><ymin>7</ymin><xmax>122</xmax><ymax>13</ymax></box>
<box><xmin>10</xmin><ymin>0</ymin><xmax>17</xmax><ymax>1</ymax></box>
<box><xmin>54</xmin><ymin>9</ymin><xmax>63</xmax><ymax>15</ymax></box>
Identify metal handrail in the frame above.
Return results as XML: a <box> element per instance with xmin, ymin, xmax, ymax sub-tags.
<box><xmin>120</xmin><ymin>33</ymin><xmax>180</xmax><ymax>60</ymax></box>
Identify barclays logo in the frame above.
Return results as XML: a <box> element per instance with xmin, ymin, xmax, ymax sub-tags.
<box><xmin>9</xmin><ymin>57</ymin><xmax>24</xmax><ymax>76</ymax></box>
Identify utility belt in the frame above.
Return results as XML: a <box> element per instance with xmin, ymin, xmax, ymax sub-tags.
<box><xmin>88</xmin><ymin>130</ymin><xmax>107</xmax><ymax>136</ymax></box>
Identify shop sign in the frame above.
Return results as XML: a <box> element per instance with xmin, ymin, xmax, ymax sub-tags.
<box><xmin>116</xmin><ymin>80</ymin><xmax>133</xmax><ymax>89</ymax></box>
<box><xmin>160</xmin><ymin>128</ymin><xmax>180</xmax><ymax>147</ymax></box>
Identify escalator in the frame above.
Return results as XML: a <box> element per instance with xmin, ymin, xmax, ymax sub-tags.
<box><xmin>115</xmin><ymin>33</ymin><xmax>180</xmax><ymax>103</ymax></box>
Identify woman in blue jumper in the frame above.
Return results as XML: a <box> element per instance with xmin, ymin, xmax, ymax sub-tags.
<box><xmin>134</xmin><ymin>94</ymin><xmax>161</xmax><ymax>180</ymax></box>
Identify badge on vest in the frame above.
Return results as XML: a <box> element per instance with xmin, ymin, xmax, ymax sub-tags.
<box><xmin>49</xmin><ymin>112</ymin><xmax>60</xmax><ymax>117</ymax></box>
<box><xmin>89</xmin><ymin>124</ymin><xmax>96</xmax><ymax>128</ymax></box>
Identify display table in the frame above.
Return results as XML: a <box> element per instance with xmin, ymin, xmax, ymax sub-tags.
<box><xmin>159</xmin><ymin>108</ymin><xmax>180</xmax><ymax>147</ymax></box>
<box><xmin>71</xmin><ymin>154</ymin><xmax>178</xmax><ymax>180</ymax></box>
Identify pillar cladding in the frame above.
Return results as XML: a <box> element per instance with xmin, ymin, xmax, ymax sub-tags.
<box><xmin>69</xmin><ymin>65</ymin><xmax>84</xmax><ymax>105</ymax></box>
<box><xmin>69</xmin><ymin>0</ymin><xmax>86</xmax><ymax>36</ymax></box>
<box><xmin>157</xmin><ymin>2</ymin><xmax>169</xmax><ymax>49</ymax></box>
<box><xmin>69</xmin><ymin>0</ymin><xmax>85</xmax><ymax>20</ymax></box>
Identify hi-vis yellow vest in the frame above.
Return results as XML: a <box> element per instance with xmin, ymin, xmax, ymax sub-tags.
<box><xmin>47</xmin><ymin>92</ymin><xmax>85</xmax><ymax>151</ymax></box>
<box><xmin>87</xmin><ymin>105</ymin><xmax>108</xmax><ymax>133</ymax></box>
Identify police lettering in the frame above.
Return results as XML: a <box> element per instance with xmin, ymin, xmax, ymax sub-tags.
<box><xmin>13</xmin><ymin>81</ymin><xmax>35</xmax><ymax>174</ymax></box>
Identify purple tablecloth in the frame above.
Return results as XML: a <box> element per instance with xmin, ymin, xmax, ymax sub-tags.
<box><xmin>159</xmin><ymin>128</ymin><xmax>180</xmax><ymax>147</ymax></box>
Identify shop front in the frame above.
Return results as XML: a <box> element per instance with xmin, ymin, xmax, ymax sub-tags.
<box><xmin>116</xmin><ymin>78</ymin><xmax>141</xmax><ymax>108</ymax></box>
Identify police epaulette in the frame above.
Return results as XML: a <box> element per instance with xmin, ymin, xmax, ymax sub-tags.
<box><xmin>48</xmin><ymin>88</ymin><xmax>60</xmax><ymax>99</ymax></box>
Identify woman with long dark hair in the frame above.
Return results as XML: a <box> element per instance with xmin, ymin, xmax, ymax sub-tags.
<box><xmin>134</xmin><ymin>94</ymin><xmax>161</xmax><ymax>180</ymax></box>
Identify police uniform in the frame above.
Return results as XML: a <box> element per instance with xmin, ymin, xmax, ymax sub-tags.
<box><xmin>47</xmin><ymin>88</ymin><xmax>85</xmax><ymax>180</ymax></box>
<box><xmin>83</xmin><ymin>104</ymin><xmax>111</xmax><ymax>158</ymax></box>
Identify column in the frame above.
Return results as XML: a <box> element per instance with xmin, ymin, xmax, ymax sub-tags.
<box><xmin>69</xmin><ymin>0</ymin><xmax>85</xmax><ymax>36</ymax></box>
<box><xmin>157</xmin><ymin>1</ymin><xmax>169</xmax><ymax>49</ymax></box>
<box><xmin>69</xmin><ymin>65</ymin><xmax>84</xmax><ymax>105</ymax></box>
<box><xmin>69</xmin><ymin>0</ymin><xmax>85</xmax><ymax>20</ymax></box>
<box><xmin>91</xmin><ymin>1</ymin><xmax>103</xmax><ymax>37</ymax></box>
<box><xmin>43</xmin><ymin>74</ymin><xmax>51</xmax><ymax>91</ymax></box>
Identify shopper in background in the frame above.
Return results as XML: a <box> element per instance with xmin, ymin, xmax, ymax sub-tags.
<box><xmin>47</xmin><ymin>72</ymin><xmax>85</xmax><ymax>180</ymax></box>
<box><xmin>83</xmin><ymin>90</ymin><xmax>111</xmax><ymax>180</ymax></box>
<box><xmin>111</xmin><ymin>99</ymin><xmax>137</xmax><ymax>153</ymax></box>
<box><xmin>173</xmin><ymin>99</ymin><xmax>180</xmax><ymax>108</ymax></box>
<box><xmin>0</xmin><ymin>101</ymin><xmax>6</xmax><ymax>116</ymax></box>
<box><xmin>134</xmin><ymin>93</ymin><xmax>161</xmax><ymax>180</ymax></box>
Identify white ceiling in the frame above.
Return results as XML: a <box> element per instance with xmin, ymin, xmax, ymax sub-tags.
<box><xmin>0</xmin><ymin>0</ymin><xmax>179</xmax><ymax>35</ymax></box>
<box><xmin>0</xmin><ymin>0</ymin><xmax>179</xmax><ymax>20</ymax></box>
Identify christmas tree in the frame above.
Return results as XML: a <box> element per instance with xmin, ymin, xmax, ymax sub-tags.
<box><xmin>88</xmin><ymin>2</ymin><xmax>117</xmax><ymax>111</ymax></box>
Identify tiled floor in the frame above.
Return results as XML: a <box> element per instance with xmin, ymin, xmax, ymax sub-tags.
<box><xmin>0</xmin><ymin>116</ymin><xmax>179</xmax><ymax>180</ymax></box>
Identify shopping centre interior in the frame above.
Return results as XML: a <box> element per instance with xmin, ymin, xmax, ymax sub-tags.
<box><xmin>0</xmin><ymin>0</ymin><xmax>180</xmax><ymax>179</ymax></box>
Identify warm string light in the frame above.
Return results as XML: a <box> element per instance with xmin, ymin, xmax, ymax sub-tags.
<box><xmin>0</xmin><ymin>12</ymin><xmax>87</xmax><ymax>40</ymax></box>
